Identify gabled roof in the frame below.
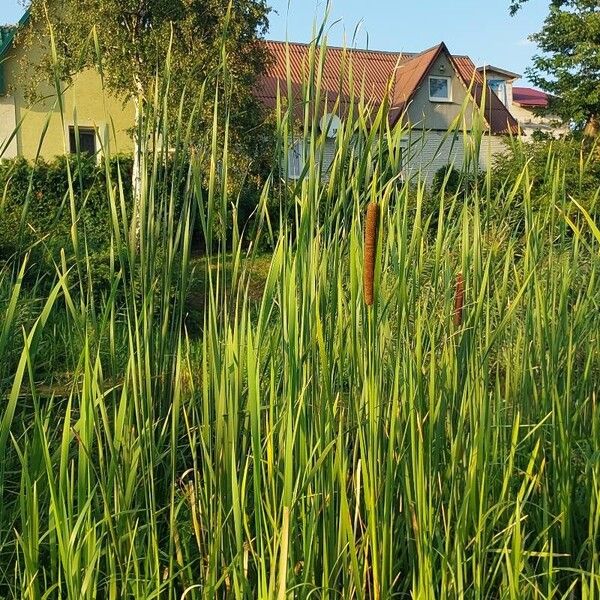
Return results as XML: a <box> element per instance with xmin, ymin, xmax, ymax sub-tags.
<box><xmin>513</xmin><ymin>87</ymin><xmax>549</xmax><ymax>108</ymax></box>
<box><xmin>257</xmin><ymin>40</ymin><xmax>519</xmax><ymax>135</ymax></box>
<box><xmin>390</xmin><ymin>44</ymin><xmax>444</xmax><ymax>116</ymax></box>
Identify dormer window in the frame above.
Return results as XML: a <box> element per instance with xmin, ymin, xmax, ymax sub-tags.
<box><xmin>429</xmin><ymin>76</ymin><xmax>452</xmax><ymax>102</ymax></box>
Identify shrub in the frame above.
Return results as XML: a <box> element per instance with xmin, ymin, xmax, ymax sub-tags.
<box><xmin>431</xmin><ymin>164</ymin><xmax>463</xmax><ymax>197</ymax></box>
<box><xmin>0</xmin><ymin>154</ymin><xmax>133</xmax><ymax>288</ymax></box>
<box><xmin>489</xmin><ymin>136</ymin><xmax>600</xmax><ymax>231</ymax></box>
<box><xmin>425</xmin><ymin>165</ymin><xmax>479</xmax><ymax>232</ymax></box>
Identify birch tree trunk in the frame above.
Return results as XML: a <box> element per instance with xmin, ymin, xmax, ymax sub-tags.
<box><xmin>132</xmin><ymin>94</ymin><xmax>143</xmax><ymax>210</ymax></box>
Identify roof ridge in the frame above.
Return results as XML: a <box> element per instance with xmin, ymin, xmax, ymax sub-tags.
<box><xmin>410</xmin><ymin>42</ymin><xmax>446</xmax><ymax>57</ymax></box>
<box><xmin>263</xmin><ymin>39</ymin><xmax>404</xmax><ymax>56</ymax></box>
<box><xmin>263</xmin><ymin>40</ymin><xmax>475</xmax><ymax>64</ymax></box>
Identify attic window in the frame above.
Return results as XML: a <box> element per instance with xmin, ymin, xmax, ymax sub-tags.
<box><xmin>69</xmin><ymin>126</ymin><xmax>97</xmax><ymax>155</ymax></box>
<box><xmin>429</xmin><ymin>76</ymin><xmax>452</xmax><ymax>102</ymax></box>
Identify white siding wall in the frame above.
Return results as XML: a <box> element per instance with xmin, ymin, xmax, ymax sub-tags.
<box><xmin>321</xmin><ymin>138</ymin><xmax>336</xmax><ymax>179</ymax></box>
<box><xmin>479</xmin><ymin>134</ymin><xmax>509</xmax><ymax>171</ymax></box>
<box><xmin>505</xmin><ymin>81</ymin><xmax>514</xmax><ymax>109</ymax></box>
<box><xmin>403</xmin><ymin>132</ymin><xmax>467</xmax><ymax>183</ymax></box>
<box><xmin>287</xmin><ymin>132</ymin><xmax>510</xmax><ymax>184</ymax></box>
<box><xmin>0</xmin><ymin>96</ymin><xmax>18</xmax><ymax>159</ymax></box>
<box><xmin>404</xmin><ymin>132</ymin><xmax>513</xmax><ymax>180</ymax></box>
<box><xmin>287</xmin><ymin>137</ymin><xmax>337</xmax><ymax>181</ymax></box>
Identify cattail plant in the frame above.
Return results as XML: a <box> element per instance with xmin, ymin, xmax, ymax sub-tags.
<box><xmin>453</xmin><ymin>272</ymin><xmax>465</xmax><ymax>327</ymax></box>
<box><xmin>364</xmin><ymin>202</ymin><xmax>380</xmax><ymax>306</ymax></box>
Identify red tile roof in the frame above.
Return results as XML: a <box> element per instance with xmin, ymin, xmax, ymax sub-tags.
<box><xmin>513</xmin><ymin>87</ymin><xmax>549</xmax><ymax>108</ymax></box>
<box><xmin>256</xmin><ymin>40</ymin><xmax>519</xmax><ymax>135</ymax></box>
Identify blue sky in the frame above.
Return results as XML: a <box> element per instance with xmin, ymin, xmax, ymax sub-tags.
<box><xmin>1</xmin><ymin>0</ymin><xmax>548</xmax><ymax>85</ymax></box>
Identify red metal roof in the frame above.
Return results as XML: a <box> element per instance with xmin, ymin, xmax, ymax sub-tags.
<box><xmin>256</xmin><ymin>40</ymin><xmax>407</xmax><ymax>119</ymax></box>
<box><xmin>390</xmin><ymin>45</ymin><xmax>444</xmax><ymax>113</ymax></box>
<box><xmin>256</xmin><ymin>40</ymin><xmax>518</xmax><ymax>135</ymax></box>
<box><xmin>513</xmin><ymin>87</ymin><xmax>549</xmax><ymax>108</ymax></box>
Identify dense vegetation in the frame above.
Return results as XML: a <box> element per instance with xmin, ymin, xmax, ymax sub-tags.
<box><xmin>0</xmin><ymin>154</ymin><xmax>133</xmax><ymax>289</ymax></box>
<box><xmin>0</xmin><ymin>41</ymin><xmax>599</xmax><ymax>600</ymax></box>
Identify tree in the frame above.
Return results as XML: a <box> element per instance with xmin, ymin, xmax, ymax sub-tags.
<box><xmin>20</xmin><ymin>0</ymin><xmax>272</xmax><ymax>199</ymax></box>
<box><xmin>510</xmin><ymin>0</ymin><xmax>600</xmax><ymax>135</ymax></box>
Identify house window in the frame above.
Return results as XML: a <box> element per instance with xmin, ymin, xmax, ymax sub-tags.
<box><xmin>429</xmin><ymin>76</ymin><xmax>452</xmax><ymax>102</ymax></box>
<box><xmin>488</xmin><ymin>79</ymin><xmax>507</xmax><ymax>105</ymax></box>
<box><xmin>68</xmin><ymin>126</ymin><xmax>97</xmax><ymax>155</ymax></box>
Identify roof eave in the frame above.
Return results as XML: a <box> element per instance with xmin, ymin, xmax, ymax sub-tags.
<box><xmin>476</xmin><ymin>64</ymin><xmax>521</xmax><ymax>81</ymax></box>
<box><xmin>0</xmin><ymin>8</ymin><xmax>30</xmax><ymax>60</ymax></box>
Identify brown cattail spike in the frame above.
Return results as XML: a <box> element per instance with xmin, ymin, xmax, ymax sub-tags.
<box><xmin>454</xmin><ymin>272</ymin><xmax>465</xmax><ymax>327</ymax></box>
<box><xmin>363</xmin><ymin>202</ymin><xmax>380</xmax><ymax>306</ymax></box>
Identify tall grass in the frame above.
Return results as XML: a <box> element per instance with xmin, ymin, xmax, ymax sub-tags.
<box><xmin>0</xmin><ymin>27</ymin><xmax>599</xmax><ymax>600</ymax></box>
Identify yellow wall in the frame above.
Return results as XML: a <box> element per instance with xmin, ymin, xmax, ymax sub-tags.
<box><xmin>2</xmin><ymin>34</ymin><xmax>135</xmax><ymax>160</ymax></box>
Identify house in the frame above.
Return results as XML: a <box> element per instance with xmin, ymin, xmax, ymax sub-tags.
<box><xmin>476</xmin><ymin>65</ymin><xmax>520</xmax><ymax>109</ymax></box>
<box><xmin>1</xmin><ymin>8</ymin><xmax>539</xmax><ymax>183</ymax></box>
<box><xmin>511</xmin><ymin>87</ymin><xmax>568</xmax><ymax>139</ymax></box>
<box><xmin>477</xmin><ymin>65</ymin><xmax>567</xmax><ymax>140</ymax></box>
<box><xmin>257</xmin><ymin>41</ymin><xmax>519</xmax><ymax>182</ymax></box>
<box><xmin>0</xmin><ymin>10</ymin><xmax>134</xmax><ymax>161</ymax></box>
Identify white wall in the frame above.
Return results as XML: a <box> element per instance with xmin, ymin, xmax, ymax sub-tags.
<box><xmin>403</xmin><ymin>131</ymin><xmax>468</xmax><ymax>183</ymax></box>
<box><xmin>288</xmin><ymin>131</ymin><xmax>510</xmax><ymax>184</ymax></box>
<box><xmin>286</xmin><ymin>137</ymin><xmax>337</xmax><ymax>181</ymax></box>
<box><xmin>479</xmin><ymin>134</ymin><xmax>509</xmax><ymax>171</ymax></box>
<box><xmin>404</xmin><ymin>131</ymin><xmax>514</xmax><ymax>181</ymax></box>
<box><xmin>0</xmin><ymin>96</ymin><xmax>18</xmax><ymax>159</ymax></box>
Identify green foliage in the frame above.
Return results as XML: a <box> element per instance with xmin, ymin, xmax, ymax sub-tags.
<box><xmin>431</xmin><ymin>163</ymin><xmax>474</xmax><ymax>196</ymax></box>
<box><xmin>490</xmin><ymin>136</ymin><xmax>600</xmax><ymax>230</ymax></box>
<box><xmin>510</xmin><ymin>0</ymin><xmax>600</xmax><ymax>131</ymax></box>
<box><xmin>0</xmin><ymin>154</ymin><xmax>133</xmax><ymax>287</ymax></box>
<box><xmin>425</xmin><ymin>164</ymin><xmax>479</xmax><ymax>232</ymax></box>
<box><xmin>21</xmin><ymin>0</ymin><xmax>273</xmax><ymax>162</ymax></box>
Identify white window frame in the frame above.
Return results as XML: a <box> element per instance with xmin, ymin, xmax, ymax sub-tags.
<box><xmin>428</xmin><ymin>76</ymin><xmax>452</xmax><ymax>103</ymax></box>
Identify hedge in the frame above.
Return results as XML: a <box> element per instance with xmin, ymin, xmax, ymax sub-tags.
<box><xmin>0</xmin><ymin>154</ymin><xmax>133</xmax><ymax>288</ymax></box>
